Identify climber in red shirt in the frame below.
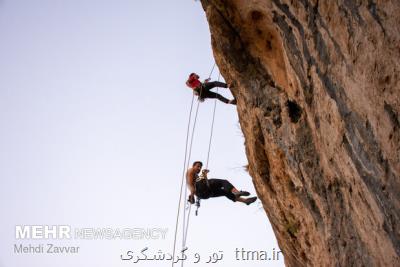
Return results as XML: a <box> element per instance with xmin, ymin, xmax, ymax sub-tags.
<box><xmin>186</xmin><ymin>73</ymin><xmax>237</xmax><ymax>105</ymax></box>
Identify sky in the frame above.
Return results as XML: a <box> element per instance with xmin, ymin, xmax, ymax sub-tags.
<box><xmin>0</xmin><ymin>0</ymin><xmax>284</xmax><ymax>266</ymax></box>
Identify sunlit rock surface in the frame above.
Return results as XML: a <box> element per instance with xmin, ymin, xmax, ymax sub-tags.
<box><xmin>200</xmin><ymin>0</ymin><xmax>400</xmax><ymax>266</ymax></box>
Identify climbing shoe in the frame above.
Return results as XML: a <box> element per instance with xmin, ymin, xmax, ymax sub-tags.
<box><xmin>188</xmin><ymin>195</ymin><xmax>195</xmax><ymax>204</ymax></box>
<box><xmin>234</xmin><ymin>190</ymin><xmax>250</xmax><ymax>197</ymax></box>
<box><xmin>228</xmin><ymin>99</ymin><xmax>237</xmax><ymax>105</ymax></box>
<box><xmin>245</xmin><ymin>197</ymin><xmax>257</xmax><ymax>205</ymax></box>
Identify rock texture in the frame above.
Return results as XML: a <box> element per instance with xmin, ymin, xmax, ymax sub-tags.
<box><xmin>200</xmin><ymin>0</ymin><xmax>400</xmax><ymax>266</ymax></box>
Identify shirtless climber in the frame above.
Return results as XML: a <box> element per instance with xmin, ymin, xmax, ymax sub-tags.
<box><xmin>186</xmin><ymin>73</ymin><xmax>237</xmax><ymax>105</ymax></box>
<box><xmin>186</xmin><ymin>161</ymin><xmax>257</xmax><ymax>205</ymax></box>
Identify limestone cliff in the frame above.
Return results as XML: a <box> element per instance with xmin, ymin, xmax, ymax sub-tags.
<box><xmin>200</xmin><ymin>0</ymin><xmax>400</xmax><ymax>266</ymax></box>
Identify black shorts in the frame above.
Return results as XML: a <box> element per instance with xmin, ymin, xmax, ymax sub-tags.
<box><xmin>195</xmin><ymin>178</ymin><xmax>236</xmax><ymax>202</ymax></box>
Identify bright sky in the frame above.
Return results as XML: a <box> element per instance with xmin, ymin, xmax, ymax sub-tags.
<box><xmin>0</xmin><ymin>0</ymin><xmax>284</xmax><ymax>266</ymax></box>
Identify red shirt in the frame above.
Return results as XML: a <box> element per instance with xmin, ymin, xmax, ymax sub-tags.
<box><xmin>186</xmin><ymin>74</ymin><xmax>201</xmax><ymax>89</ymax></box>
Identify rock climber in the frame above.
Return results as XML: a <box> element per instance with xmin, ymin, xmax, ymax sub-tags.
<box><xmin>185</xmin><ymin>73</ymin><xmax>237</xmax><ymax>105</ymax></box>
<box><xmin>186</xmin><ymin>161</ymin><xmax>257</xmax><ymax>205</ymax></box>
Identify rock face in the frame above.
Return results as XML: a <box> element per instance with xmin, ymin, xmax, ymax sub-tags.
<box><xmin>200</xmin><ymin>0</ymin><xmax>400</xmax><ymax>266</ymax></box>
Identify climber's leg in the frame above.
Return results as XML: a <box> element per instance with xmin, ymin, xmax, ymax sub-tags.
<box><xmin>236</xmin><ymin>196</ymin><xmax>257</xmax><ymax>205</ymax></box>
<box><xmin>207</xmin><ymin>179</ymin><xmax>238</xmax><ymax>201</ymax></box>
<box><xmin>207</xmin><ymin>178</ymin><xmax>256</xmax><ymax>204</ymax></box>
<box><xmin>203</xmin><ymin>81</ymin><xmax>228</xmax><ymax>90</ymax></box>
<box><xmin>207</xmin><ymin>179</ymin><xmax>236</xmax><ymax>201</ymax></box>
<box><xmin>203</xmin><ymin>82</ymin><xmax>236</xmax><ymax>104</ymax></box>
<box><xmin>204</xmin><ymin>91</ymin><xmax>230</xmax><ymax>104</ymax></box>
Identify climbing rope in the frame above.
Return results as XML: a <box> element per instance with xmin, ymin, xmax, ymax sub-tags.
<box><xmin>195</xmin><ymin>72</ymin><xmax>221</xmax><ymax>216</ymax></box>
<box><xmin>180</xmin><ymin>98</ymin><xmax>201</xmax><ymax>263</ymax></box>
<box><xmin>171</xmin><ymin>93</ymin><xmax>196</xmax><ymax>267</ymax></box>
<box><xmin>208</xmin><ymin>62</ymin><xmax>216</xmax><ymax>79</ymax></box>
<box><xmin>172</xmin><ymin>63</ymin><xmax>218</xmax><ymax>267</ymax></box>
<box><xmin>181</xmin><ymin>72</ymin><xmax>221</xmax><ymax>267</ymax></box>
<box><xmin>180</xmin><ymin>63</ymin><xmax>217</xmax><ymax>249</ymax></box>
<box><xmin>206</xmin><ymin>72</ymin><xmax>220</xmax><ymax>169</ymax></box>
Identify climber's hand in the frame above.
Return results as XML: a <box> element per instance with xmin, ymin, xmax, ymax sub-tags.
<box><xmin>204</xmin><ymin>78</ymin><xmax>211</xmax><ymax>83</ymax></box>
<box><xmin>188</xmin><ymin>194</ymin><xmax>195</xmax><ymax>204</ymax></box>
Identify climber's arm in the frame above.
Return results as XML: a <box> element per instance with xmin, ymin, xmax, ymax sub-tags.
<box><xmin>186</xmin><ymin>169</ymin><xmax>196</xmax><ymax>195</ymax></box>
<box><xmin>201</xmin><ymin>169</ymin><xmax>209</xmax><ymax>178</ymax></box>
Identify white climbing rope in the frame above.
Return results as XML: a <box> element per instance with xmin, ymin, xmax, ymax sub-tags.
<box><xmin>172</xmin><ymin>63</ymin><xmax>219</xmax><ymax>267</ymax></box>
